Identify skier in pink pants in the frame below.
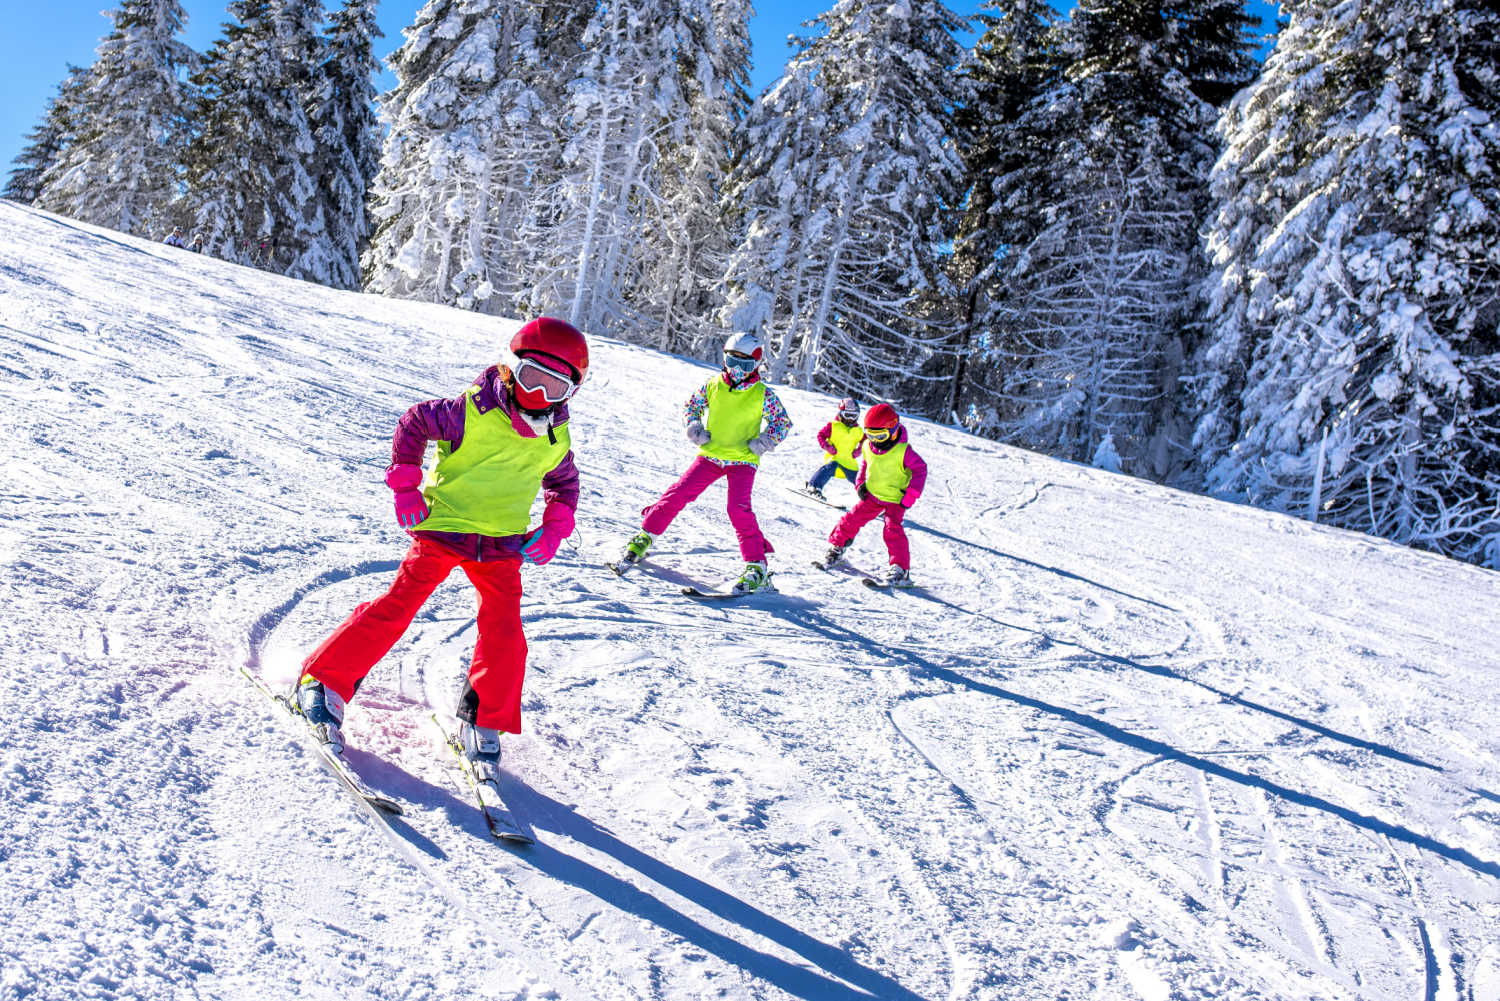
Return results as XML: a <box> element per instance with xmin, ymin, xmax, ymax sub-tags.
<box><xmin>818</xmin><ymin>403</ymin><xmax>927</xmax><ymax>586</ymax></box>
<box><xmin>616</xmin><ymin>332</ymin><xmax>792</xmax><ymax>593</ymax></box>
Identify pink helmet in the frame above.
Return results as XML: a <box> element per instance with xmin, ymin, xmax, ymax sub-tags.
<box><xmin>511</xmin><ymin>317</ymin><xmax>588</xmax><ymax>381</ymax></box>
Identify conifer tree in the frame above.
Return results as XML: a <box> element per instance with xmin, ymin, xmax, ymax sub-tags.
<box><xmin>721</xmin><ymin>0</ymin><xmax>971</xmax><ymax>404</ymax></box>
<box><xmin>1194</xmin><ymin>0</ymin><xmax>1500</xmax><ymax>564</ymax></box>
<box><xmin>943</xmin><ymin>0</ymin><xmax>1056</xmax><ymax>421</ymax></box>
<box><xmin>518</xmin><ymin>0</ymin><xmax>734</xmax><ymax>337</ymax></box>
<box><xmin>979</xmin><ymin>0</ymin><xmax>1256</xmax><ymax>470</ymax></box>
<box><xmin>34</xmin><ymin>0</ymin><xmax>197</xmax><ymax>237</ymax></box>
<box><xmin>364</xmin><ymin>0</ymin><xmax>584</xmax><ymax>311</ymax></box>
<box><xmin>271</xmin><ymin>0</ymin><xmax>336</xmax><ymax>283</ymax></box>
<box><xmin>632</xmin><ymin>0</ymin><xmax>754</xmax><ymax>356</ymax></box>
<box><xmin>4</xmin><ymin>67</ymin><xmax>92</xmax><ymax>205</ymax></box>
<box><xmin>188</xmin><ymin>0</ymin><xmax>330</xmax><ymax>276</ymax></box>
<box><xmin>312</xmin><ymin>0</ymin><xmax>381</xmax><ymax>289</ymax></box>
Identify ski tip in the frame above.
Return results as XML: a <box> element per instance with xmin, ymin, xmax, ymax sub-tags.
<box><xmin>494</xmin><ymin>829</ymin><xmax>535</xmax><ymax>845</ymax></box>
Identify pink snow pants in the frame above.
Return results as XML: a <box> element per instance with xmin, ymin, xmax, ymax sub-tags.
<box><xmin>301</xmin><ymin>538</ymin><xmax>529</xmax><ymax>733</ymax></box>
<box><xmin>830</xmin><ymin>494</ymin><xmax>910</xmax><ymax>569</ymax></box>
<box><xmin>641</xmin><ymin>456</ymin><xmax>768</xmax><ymax>562</ymax></box>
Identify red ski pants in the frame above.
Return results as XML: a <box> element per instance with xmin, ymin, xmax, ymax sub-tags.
<box><xmin>830</xmin><ymin>495</ymin><xmax>910</xmax><ymax>570</ymax></box>
<box><xmin>301</xmin><ymin>538</ymin><xmax>529</xmax><ymax>733</ymax></box>
<box><xmin>640</xmin><ymin>456</ymin><xmax>768</xmax><ymax>562</ymax></box>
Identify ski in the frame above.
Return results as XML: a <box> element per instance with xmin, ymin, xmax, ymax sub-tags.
<box><xmin>239</xmin><ymin>667</ymin><xmax>404</xmax><ymax>815</ymax></box>
<box><xmin>680</xmin><ymin>586</ymin><xmax>747</xmax><ymax>600</ymax></box>
<box><xmin>680</xmin><ymin>581</ymin><xmax>777</xmax><ymax>600</ymax></box>
<box><xmin>786</xmin><ymin>485</ymin><xmax>847</xmax><ymax>511</ymax></box>
<box><xmin>862</xmin><ymin>577</ymin><xmax>917</xmax><ymax>591</ymax></box>
<box><xmin>430</xmin><ymin>714</ymin><xmax>533</xmax><ymax>845</ymax></box>
<box><xmin>605</xmin><ymin>559</ymin><xmax>637</xmax><ymax>576</ymax></box>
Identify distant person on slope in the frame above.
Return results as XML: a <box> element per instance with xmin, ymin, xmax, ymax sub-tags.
<box><xmin>817</xmin><ymin>403</ymin><xmax>927</xmax><ymax>586</ymax></box>
<box><xmin>162</xmin><ymin>227</ymin><xmax>186</xmax><ymax>248</ymax></box>
<box><xmin>189</xmin><ymin>233</ymin><xmax>205</xmax><ymax>253</ymax></box>
<box><xmin>802</xmin><ymin>397</ymin><xmax>863</xmax><ymax>502</ymax></box>
<box><xmin>291</xmin><ymin>317</ymin><xmax>589</xmax><ymax>781</ymax></box>
<box><xmin>615</xmin><ymin>331</ymin><xmax>791</xmax><ymax>594</ymax></box>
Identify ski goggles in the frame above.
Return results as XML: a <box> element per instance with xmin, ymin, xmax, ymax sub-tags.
<box><xmin>724</xmin><ymin>351</ymin><xmax>759</xmax><ymax>375</ymax></box>
<box><xmin>513</xmin><ymin>356</ymin><xmax>578</xmax><ymax>404</ymax></box>
<box><xmin>865</xmin><ymin>426</ymin><xmax>895</xmax><ymax>443</ymax></box>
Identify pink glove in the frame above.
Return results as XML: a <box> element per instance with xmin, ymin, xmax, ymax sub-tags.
<box><xmin>901</xmin><ymin>487</ymin><xmax>920</xmax><ymax>509</ymax></box>
<box><xmin>520</xmin><ymin>502</ymin><xmax>575</xmax><ymax>565</ymax></box>
<box><xmin>385</xmin><ymin>464</ymin><xmax>428</xmax><ymax>528</ymax></box>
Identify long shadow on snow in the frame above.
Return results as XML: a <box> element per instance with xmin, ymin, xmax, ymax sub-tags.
<box><xmin>501</xmin><ymin>784</ymin><xmax>930</xmax><ymax>1001</ymax></box>
<box><xmin>766</xmin><ymin>602</ymin><xmax>1500</xmax><ymax>882</ymax></box>
<box><xmin>903</xmin><ymin>521</ymin><xmax>1175</xmax><ymax>611</ymax></box>
<box><xmin>921</xmin><ymin>589</ymin><xmax>1446</xmax><ymax>776</ymax></box>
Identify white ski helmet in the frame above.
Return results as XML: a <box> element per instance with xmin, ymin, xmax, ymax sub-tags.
<box><xmin>723</xmin><ymin>331</ymin><xmax>764</xmax><ymax>362</ymax></box>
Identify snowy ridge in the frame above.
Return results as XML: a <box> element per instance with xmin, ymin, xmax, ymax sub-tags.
<box><xmin>0</xmin><ymin>199</ymin><xmax>1497</xmax><ymax>1001</ymax></box>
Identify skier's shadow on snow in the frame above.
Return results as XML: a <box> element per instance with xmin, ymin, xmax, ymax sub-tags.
<box><xmin>910</xmin><ymin>589</ymin><xmax>1448</xmax><ymax>777</ymax></box>
<box><xmin>902</xmin><ymin>521</ymin><xmax>1174</xmax><ymax>611</ymax></box>
<box><xmin>768</xmin><ymin>602</ymin><xmax>1500</xmax><ymax>882</ymax></box>
<box><xmin>501</xmin><ymin>785</ymin><xmax>930</xmax><ymax>1001</ymax></box>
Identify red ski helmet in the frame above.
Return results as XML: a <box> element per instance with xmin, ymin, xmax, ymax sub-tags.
<box><xmin>863</xmin><ymin>403</ymin><xmax>899</xmax><ymax>430</ymax></box>
<box><xmin>510</xmin><ymin>317</ymin><xmax>589</xmax><ymax>382</ymax></box>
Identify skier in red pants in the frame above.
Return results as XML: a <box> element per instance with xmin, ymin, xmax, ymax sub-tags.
<box><xmin>292</xmin><ymin>317</ymin><xmax>589</xmax><ymax>779</ymax></box>
<box><xmin>818</xmin><ymin>403</ymin><xmax>927</xmax><ymax>586</ymax></box>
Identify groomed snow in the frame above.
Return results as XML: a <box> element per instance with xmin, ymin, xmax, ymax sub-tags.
<box><xmin>0</xmin><ymin>200</ymin><xmax>1497</xmax><ymax>1001</ymax></box>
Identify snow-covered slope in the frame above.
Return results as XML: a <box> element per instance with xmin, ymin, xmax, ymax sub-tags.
<box><xmin>1</xmin><ymin>199</ymin><xmax>1497</xmax><ymax>1001</ymax></box>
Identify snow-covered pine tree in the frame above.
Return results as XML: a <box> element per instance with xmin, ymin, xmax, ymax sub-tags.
<box><xmin>3</xmin><ymin>67</ymin><xmax>92</xmax><ymax>205</ymax></box>
<box><xmin>719</xmin><ymin>58</ymin><xmax>834</xmax><ymax>385</ymax></box>
<box><xmin>311</xmin><ymin>0</ymin><xmax>381</xmax><ymax>289</ymax></box>
<box><xmin>1194</xmin><ymin>0</ymin><xmax>1500</xmax><ymax>565</ymax></box>
<box><xmin>187</xmin><ymin>0</ymin><xmax>330</xmax><ymax>276</ymax></box>
<box><xmin>187</xmin><ymin>0</ymin><xmax>273</xmax><ymax>262</ymax></box>
<box><xmin>269</xmin><ymin>0</ymin><xmax>335</xmax><ymax>283</ymax></box>
<box><xmin>33</xmin><ymin>0</ymin><xmax>197</xmax><ymax>237</ymax></box>
<box><xmin>721</xmin><ymin>0</ymin><xmax>971</xmax><ymax>404</ymax></box>
<box><xmin>943</xmin><ymin>0</ymin><xmax>1057</xmax><ymax>423</ymax></box>
<box><xmin>631</xmin><ymin>0</ymin><xmax>754</xmax><ymax>356</ymax></box>
<box><xmin>518</xmin><ymin>0</ymin><xmax>730</xmax><ymax>338</ymax></box>
<box><xmin>982</xmin><ymin>0</ymin><xmax>1256</xmax><ymax>470</ymax></box>
<box><xmin>364</xmin><ymin>0</ymin><xmax>582</xmax><ymax>312</ymax></box>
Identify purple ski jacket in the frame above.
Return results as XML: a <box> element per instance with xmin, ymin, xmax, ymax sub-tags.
<box><xmin>391</xmin><ymin>365</ymin><xmax>580</xmax><ymax>561</ymax></box>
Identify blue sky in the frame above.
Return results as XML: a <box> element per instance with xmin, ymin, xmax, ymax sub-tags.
<box><xmin>1</xmin><ymin>0</ymin><xmax>1272</xmax><ymax>181</ymax></box>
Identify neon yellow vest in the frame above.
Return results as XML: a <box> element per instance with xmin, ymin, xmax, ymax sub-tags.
<box><xmin>826</xmin><ymin>422</ymin><xmax>864</xmax><ymax>468</ymax></box>
<box><xmin>701</xmin><ymin>378</ymin><xmax>766</xmax><ymax>465</ymax></box>
<box><xmin>416</xmin><ymin>387</ymin><xmax>571</xmax><ymax>537</ymax></box>
<box><xmin>864</xmin><ymin>442</ymin><xmax>911</xmax><ymax>503</ymax></box>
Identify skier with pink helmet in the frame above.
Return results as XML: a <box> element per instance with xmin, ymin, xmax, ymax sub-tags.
<box><xmin>291</xmin><ymin>317</ymin><xmax>589</xmax><ymax>779</ymax></box>
<box><xmin>818</xmin><ymin>403</ymin><xmax>927</xmax><ymax>586</ymax></box>
<box><xmin>615</xmin><ymin>331</ymin><xmax>792</xmax><ymax>593</ymax></box>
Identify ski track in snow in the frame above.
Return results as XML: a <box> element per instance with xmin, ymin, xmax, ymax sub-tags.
<box><xmin>2</xmin><ymin>201</ymin><xmax>1499</xmax><ymax>1000</ymax></box>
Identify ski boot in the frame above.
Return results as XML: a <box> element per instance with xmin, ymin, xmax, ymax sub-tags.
<box><xmin>804</xmin><ymin>483</ymin><xmax>827</xmax><ymax>501</ymax></box>
<box><xmin>620</xmin><ymin>530</ymin><xmax>655</xmax><ymax>566</ymax></box>
<box><xmin>290</xmin><ymin>674</ymin><xmax>347</xmax><ymax>753</ymax></box>
<box><xmin>457</xmin><ymin>720</ymin><xmax>502</xmax><ymax>784</ymax></box>
<box><xmin>731</xmin><ymin>561</ymin><xmax>773</xmax><ymax>594</ymax></box>
<box><xmin>883</xmin><ymin>564</ymin><xmax>913</xmax><ymax>587</ymax></box>
<box><xmin>816</xmin><ymin>543</ymin><xmax>847</xmax><ymax>570</ymax></box>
